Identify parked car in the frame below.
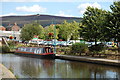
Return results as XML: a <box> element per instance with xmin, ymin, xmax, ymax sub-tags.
<box><xmin>58</xmin><ymin>41</ymin><xmax>72</xmax><ymax>46</ymax></box>
<box><xmin>38</xmin><ymin>41</ymin><xmax>44</xmax><ymax>45</ymax></box>
<box><xmin>106</xmin><ymin>42</ymin><xmax>114</xmax><ymax>47</ymax></box>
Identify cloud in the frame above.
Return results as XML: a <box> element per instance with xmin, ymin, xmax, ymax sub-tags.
<box><xmin>2</xmin><ymin>0</ymin><xmax>114</xmax><ymax>2</ymax></box>
<box><xmin>0</xmin><ymin>13</ymin><xmax>17</xmax><ymax>17</ymax></box>
<box><xmin>78</xmin><ymin>2</ymin><xmax>101</xmax><ymax>14</ymax></box>
<box><xmin>55</xmin><ymin>11</ymin><xmax>73</xmax><ymax>17</ymax></box>
<box><xmin>16</xmin><ymin>5</ymin><xmax>46</xmax><ymax>12</ymax></box>
<box><xmin>0</xmin><ymin>11</ymin><xmax>73</xmax><ymax>17</ymax></box>
<box><xmin>0</xmin><ymin>13</ymin><xmax>33</xmax><ymax>17</ymax></box>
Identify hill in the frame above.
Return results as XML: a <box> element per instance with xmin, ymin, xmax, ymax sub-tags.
<box><xmin>1</xmin><ymin>14</ymin><xmax>82</xmax><ymax>28</ymax></box>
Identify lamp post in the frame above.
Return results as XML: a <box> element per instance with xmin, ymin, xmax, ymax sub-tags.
<box><xmin>52</xmin><ymin>18</ymin><xmax>56</xmax><ymax>54</ymax></box>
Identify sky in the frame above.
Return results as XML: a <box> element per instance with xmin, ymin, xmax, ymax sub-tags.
<box><xmin>0</xmin><ymin>0</ymin><xmax>118</xmax><ymax>17</ymax></box>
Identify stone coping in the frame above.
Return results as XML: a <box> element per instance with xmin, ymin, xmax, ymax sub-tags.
<box><xmin>56</xmin><ymin>55</ymin><xmax>120</xmax><ymax>67</ymax></box>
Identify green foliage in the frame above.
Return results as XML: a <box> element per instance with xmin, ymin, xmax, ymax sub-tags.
<box><xmin>2</xmin><ymin>45</ymin><xmax>10</xmax><ymax>53</ymax></box>
<box><xmin>81</xmin><ymin>7</ymin><xmax>107</xmax><ymax>44</ymax></box>
<box><xmin>44</xmin><ymin>24</ymin><xmax>59</xmax><ymax>40</ymax></box>
<box><xmin>20</xmin><ymin>22</ymin><xmax>44</xmax><ymax>41</ymax></box>
<box><xmin>57</xmin><ymin>21</ymin><xmax>71</xmax><ymax>40</ymax></box>
<box><xmin>89</xmin><ymin>43</ymin><xmax>106</xmax><ymax>52</ymax></box>
<box><xmin>15</xmin><ymin>75</ymin><xmax>19</xmax><ymax>78</ymax></box>
<box><xmin>58</xmin><ymin>20</ymin><xmax>80</xmax><ymax>41</ymax></box>
<box><xmin>107</xmin><ymin>1</ymin><xmax>120</xmax><ymax>42</ymax></box>
<box><xmin>16</xmin><ymin>43</ymin><xmax>25</xmax><ymax>48</ymax></box>
<box><xmin>70</xmin><ymin>21</ymin><xmax>80</xmax><ymax>40</ymax></box>
<box><xmin>70</xmin><ymin>43</ymin><xmax>89</xmax><ymax>55</ymax></box>
<box><xmin>80</xmin><ymin>1</ymin><xmax>120</xmax><ymax>43</ymax></box>
<box><xmin>56</xmin><ymin>47</ymin><xmax>70</xmax><ymax>55</ymax></box>
<box><xmin>7</xmin><ymin>41</ymin><xmax>16</xmax><ymax>46</ymax></box>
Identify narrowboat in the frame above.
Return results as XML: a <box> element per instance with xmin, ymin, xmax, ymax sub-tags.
<box><xmin>15</xmin><ymin>47</ymin><xmax>55</xmax><ymax>59</ymax></box>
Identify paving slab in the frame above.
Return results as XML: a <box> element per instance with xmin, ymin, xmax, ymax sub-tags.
<box><xmin>0</xmin><ymin>63</ymin><xmax>16</xmax><ymax>79</ymax></box>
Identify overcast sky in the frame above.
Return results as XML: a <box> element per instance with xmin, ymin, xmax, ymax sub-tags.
<box><xmin>1</xmin><ymin>0</ymin><xmax>117</xmax><ymax>17</ymax></box>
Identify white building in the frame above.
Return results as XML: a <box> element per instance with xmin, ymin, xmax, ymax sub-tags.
<box><xmin>0</xmin><ymin>31</ymin><xmax>21</xmax><ymax>40</ymax></box>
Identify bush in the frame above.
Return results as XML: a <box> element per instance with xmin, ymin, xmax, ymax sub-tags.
<box><xmin>56</xmin><ymin>47</ymin><xmax>70</xmax><ymax>55</ymax></box>
<box><xmin>7</xmin><ymin>41</ymin><xmax>17</xmax><ymax>46</ymax></box>
<box><xmin>70</xmin><ymin>43</ymin><xmax>89</xmax><ymax>55</ymax></box>
<box><xmin>89</xmin><ymin>43</ymin><xmax>106</xmax><ymax>52</ymax></box>
<box><xmin>0</xmin><ymin>46</ymin><xmax>2</xmax><ymax>53</ymax></box>
<box><xmin>16</xmin><ymin>43</ymin><xmax>25</xmax><ymax>48</ymax></box>
<box><xmin>2</xmin><ymin>45</ymin><xmax>10</xmax><ymax>53</ymax></box>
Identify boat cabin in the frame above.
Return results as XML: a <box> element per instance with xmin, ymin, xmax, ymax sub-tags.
<box><xmin>17</xmin><ymin>47</ymin><xmax>53</xmax><ymax>54</ymax></box>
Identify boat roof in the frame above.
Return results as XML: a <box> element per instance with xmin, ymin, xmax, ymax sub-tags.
<box><xmin>18</xmin><ymin>46</ymin><xmax>52</xmax><ymax>48</ymax></box>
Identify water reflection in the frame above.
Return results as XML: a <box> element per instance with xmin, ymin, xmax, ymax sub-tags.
<box><xmin>1</xmin><ymin>54</ymin><xmax>120</xmax><ymax>78</ymax></box>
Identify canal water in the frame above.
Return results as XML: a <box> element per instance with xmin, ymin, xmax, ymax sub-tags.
<box><xmin>1</xmin><ymin>54</ymin><xmax>120</xmax><ymax>78</ymax></box>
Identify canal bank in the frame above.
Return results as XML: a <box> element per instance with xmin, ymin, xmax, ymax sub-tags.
<box><xmin>0</xmin><ymin>63</ymin><xmax>16</xmax><ymax>79</ymax></box>
<box><xmin>56</xmin><ymin>55</ymin><xmax>120</xmax><ymax>67</ymax></box>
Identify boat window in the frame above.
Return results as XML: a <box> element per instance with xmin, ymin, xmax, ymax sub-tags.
<box><xmin>39</xmin><ymin>48</ymin><xmax>43</xmax><ymax>53</ymax></box>
<box><xmin>34</xmin><ymin>48</ymin><xmax>43</xmax><ymax>54</ymax></box>
<box><xmin>18</xmin><ymin>48</ymin><xmax>20</xmax><ymax>50</ymax></box>
<box><xmin>26</xmin><ymin>48</ymin><xmax>30</xmax><ymax>52</ymax></box>
<box><xmin>20</xmin><ymin>48</ymin><xmax>23</xmax><ymax>51</ymax></box>
<box><xmin>30</xmin><ymin>48</ymin><xmax>33</xmax><ymax>52</ymax></box>
<box><xmin>23</xmin><ymin>48</ymin><xmax>26</xmax><ymax>51</ymax></box>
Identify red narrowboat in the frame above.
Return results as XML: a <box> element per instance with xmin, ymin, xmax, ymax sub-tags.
<box><xmin>15</xmin><ymin>47</ymin><xmax>55</xmax><ymax>59</ymax></box>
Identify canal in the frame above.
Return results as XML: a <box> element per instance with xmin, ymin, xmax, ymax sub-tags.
<box><xmin>1</xmin><ymin>54</ymin><xmax>120</xmax><ymax>78</ymax></box>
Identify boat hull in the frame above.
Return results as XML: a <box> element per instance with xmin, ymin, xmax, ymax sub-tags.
<box><xmin>14</xmin><ymin>52</ymin><xmax>55</xmax><ymax>59</ymax></box>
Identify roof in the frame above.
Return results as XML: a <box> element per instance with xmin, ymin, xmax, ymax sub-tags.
<box><xmin>0</xmin><ymin>26</ymin><xmax>6</xmax><ymax>30</ymax></box>
<box><xmin>12</xmin><ymin>23</ymin><xmax>20</xmax><ymax>31</ymax></box>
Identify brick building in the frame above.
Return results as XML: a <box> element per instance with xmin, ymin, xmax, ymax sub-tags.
<box><xmin>0</xmin><ymin>26</ymin><xmax>6</xmax><ymax>31</ymax></box>
<box><xmin>11</xmin><ymin>23</ymin><xmax>20</xmax><ymax>31</ymax></box>
<box><xmin>6</xmin><ymin>23</ymin><xmax>20</xmax><ymax>31</ymax></box>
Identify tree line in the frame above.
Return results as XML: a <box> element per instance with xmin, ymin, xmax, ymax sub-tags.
<box><xmin>20</xmin><ymin>1</ymin><xmax>120</xmax><ymax>44</ymax></box>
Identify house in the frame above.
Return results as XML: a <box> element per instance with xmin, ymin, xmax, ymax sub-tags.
<box><xmin>0</xmin><ymin>26</ymin><xmax>6</xmax><ymax>31</ymax></box>
<box><xmin>6</xmin><ymin>23</ymin><xmax>20</xmax><ymax>31</ymax></box>
<box><xmin>11</xmin><ymin>23</ymin><xmax>20</xmax><ymax>31</ymax></box>
<box><xmin>6</xmin><ymin>24</ymin><xmax>13</xmax><ymax>31</ymax></box>
<box><xmin>1</xmin><ymin>23</ymin><xmax>21</xmax><ymax>40</ymax></box>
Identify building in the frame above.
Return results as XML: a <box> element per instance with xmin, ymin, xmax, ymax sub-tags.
<box><xmin>11</xmin><ymin>23</ymin><xmax>20</xmax><ymax>31</ymax></box>
<box><xmin>0</xmin><ymin>26</ymin><xmax>6</xmax><ymax>31</ymax></box>
<box><xmin>6</xmin><ymin>23</ymin><xmax>20</xmax><ymax>31</ymax></box>
<box><xmin>0</xmin><ymin>23</ymin><xmax>21</xmax><ymax>40</ymax></box>
<box><xmin>0</xmin><ymin>31</ymin><xmax>21</xmax><ymax>40</ymax></box>
<box><xmin>6</xmin><ymin>24</ymin><xmax>13</xmax><ymax>31</ymax></box>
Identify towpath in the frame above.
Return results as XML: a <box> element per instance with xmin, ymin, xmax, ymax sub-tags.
<box><xmin>0</xmin><ymin>63</ymin><xmax>16</xmax><ymax>79</ymax></box>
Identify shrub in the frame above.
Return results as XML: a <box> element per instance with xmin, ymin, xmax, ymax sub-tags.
<box><xmin>2</xmin><ymin>45</ymin><xmax>10</xmax><ymax>53</ymax></box>
<box><xmin>16</xmin><ymin>43</ymin><xmax>24</xmax><ymax>48</ymax></box>
<box><xmin>7</xmin><ymin>41</ymin><xmax>16</xmax><ymax>46</ymax></box>
<box><xmin>70</xmin><ymin>43</ymin><xmax>89</xmax><ymax>55</ymax></box>
<box><xmin>56</xmin><ymin>47</ymin><xmax>70</xmax><ymax>55</ymax></box>
<box><xmin>89</xmin><ymin>43</ymin><xmax>106</xmax><ymax>52</ymax></box>
<box><xmin>0</xmin><ymin>46</ymin><xmax>2</xmax><ymax>53</ymax></box>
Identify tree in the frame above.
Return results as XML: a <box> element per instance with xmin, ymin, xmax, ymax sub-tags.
<box><xmin>81</xmin><ymin>7</ymin><xmax>107</xmax><ymax>45</ymax></box>
<box><xmin>57</xmin><ymin>20</ymin><xmax>80</xmax><ymax>41</ymax></box>
<box><xmin>109</xmin><ymin>1</ymin><xmax>120</xmax><ymax>42</ymax></box>
<box><xmin>20</xmin><ymin>22</ymin><xmax>44</xmax><ymax>41</ymax></box>
<box><xmin>70</xmin><ymin>21</ymin><xmax>80</xmax><ymax>40</ymax></box>
<box><xmin>44</xmin><ymin>24</ymin><xmax>59</xmax><ymax>40</ymax></box>
<box><xmin>38</xmin><ymin>25</ymin><xmax>44</xmax><ymax>39</ymax></box>
<box><xmin>101</xmin><ymin>11</ymin><xmax>113</xmax><ymax>41</ymax></box>
<box><xmin>58</xmin><ymin>21</ymin><xmax>72</xmax><ymax>41</ymax></box>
